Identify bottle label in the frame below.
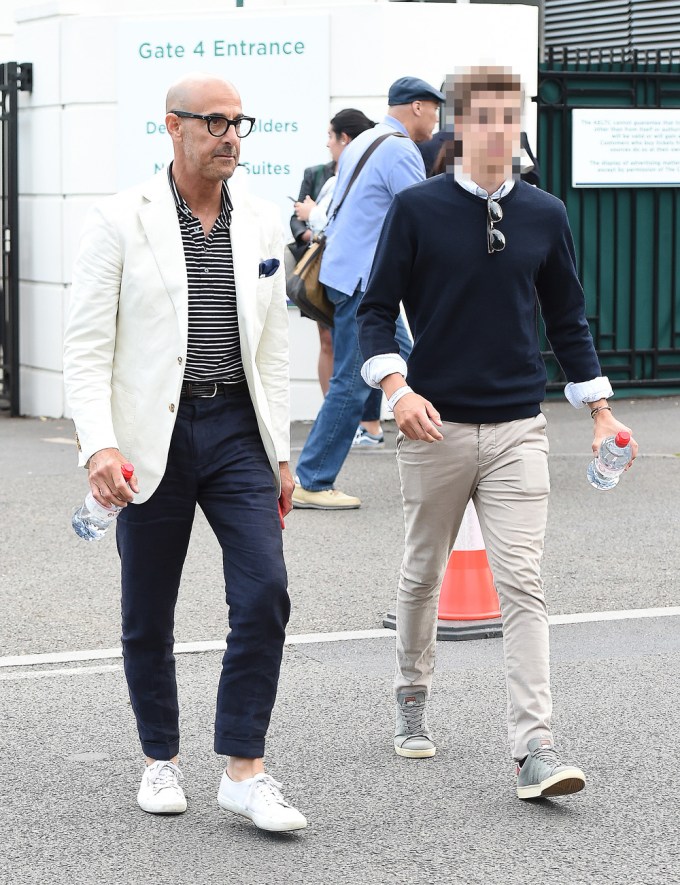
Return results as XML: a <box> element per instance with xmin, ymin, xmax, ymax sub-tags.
<box><xmin>595</xmin><ymin>460</ymin><xmax>621</xmax><ymax>478</ymax></box>
<box><xmin>86</xmin><ymin>492</ymin><xmax>120</xmax><ymax>520</ymax></box>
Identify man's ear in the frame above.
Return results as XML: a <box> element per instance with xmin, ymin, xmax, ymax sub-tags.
<box><xmin>165</xmin><ymin>113</ymin><xmax>181</xmax><ymax>140</ymax></box>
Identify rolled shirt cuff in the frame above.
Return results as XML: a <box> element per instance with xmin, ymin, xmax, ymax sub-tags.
<box><xmin>361</xmin><ymin>353</ymin><xmax>408</xmax><ymax>389</ymax></box>
<box><xmin>564</xmin><ymin>376</ymin><xmax>614</xmax><ymax>408</ymax></box>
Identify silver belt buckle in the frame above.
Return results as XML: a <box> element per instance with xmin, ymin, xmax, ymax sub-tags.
<box><xmin>207</xmin><ymin>383</ymin><xmax>218</xmax><ymax>398</ymax></box>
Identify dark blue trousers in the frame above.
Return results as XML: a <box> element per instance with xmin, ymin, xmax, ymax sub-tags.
<box><xmin>116</xmin><ymin>391</ymin><xmax>290</xmax><ymax>760</ymax></box>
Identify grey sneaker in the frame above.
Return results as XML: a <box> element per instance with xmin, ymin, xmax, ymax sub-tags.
<box><xmin>351</xmin><ymin>426</ymin><xmax>385</xmax><ymax>450</ymax></box>
<box><xmin>516</xmin><ymin>738</ymin><xmax>586</xmax><ymax>799</ymax></box>
<box><xmin>394</xmin><ymin>689</ymin><xmax>436</xmax><ymax>758</ymax></box>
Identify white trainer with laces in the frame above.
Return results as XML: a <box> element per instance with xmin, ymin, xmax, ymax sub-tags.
<box><xmin>137</xmin><ymin>760</ymin><xmax>187</xmax><ymax>814</ymax></box>
<box><xmin>217</xmin><ymin>771</ymin><xmax>307</xmax><ymax>832</ymax></box>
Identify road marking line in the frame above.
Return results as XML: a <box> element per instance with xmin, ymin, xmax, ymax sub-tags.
<box><xmin>548</xmin><ymin>607</ymin><xmax>680</xmax><ymax>625</ymax></box>
<box><xmin>1</xmin><ymin>609</ymin><xmax>678</xmax><ymax>671</ymax></box>
<box><xmin>41</xmin><ymin>437</ymin><xmax>77</xmax><ymax>445</ymax></box>
<box><xmin>0</xmin><ymin>648</ymin><xmax>124</xmax><ymax>668</ymax></box>
<box><xmin>0</xmin><ymin>664</ymin><xmax>123</xmax><ymax>681</ymax></box>
<box><xmin>0</xmin><ymin>628</ymin><xmax>394</xmax><ymax>669</ymax></box>
<box><xmin>290</xmin><ymin>447</ymin><xmax>679</xmax><ymax>458</ymax></box>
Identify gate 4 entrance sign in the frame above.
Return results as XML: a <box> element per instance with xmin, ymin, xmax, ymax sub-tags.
<box><xmin>572</xmin><ymin>109</ymin><xmax>680</xmax><ymax>187</ymax></box>
<box><xmin>116</xmin><ymin>15</ymin><xmax>330</xmax><ymax>219</ymax></box>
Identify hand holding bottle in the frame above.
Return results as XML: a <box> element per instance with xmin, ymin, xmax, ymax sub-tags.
<box><xmin>590</xmin><ymin>406</ymin><xmax>637</xmax><ymax>471</ymax></box>
<box><xmin>87</xmin><ymin>447</ymin><xmax>139</xmax><ymax>508</ymax></box>
<box><xmin>587</xmin><ymin>431</ymin><xmax>632</xmax><ymax>490</ymax></box>
<box><xmin>72</xmin><ymin>458</ymin><xmax>136</xmax><ymax>540</ymax></box>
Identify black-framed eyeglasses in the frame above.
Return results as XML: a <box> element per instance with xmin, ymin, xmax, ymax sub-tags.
<box><xmin>487</xmin><ymin>198</ymin><xmax>506</xmax><ymax>254</ymax></box>
<box><xmin>170</xmin><ymin>110</ymin><xmax>256</xmax><ymax>138</ymax></box>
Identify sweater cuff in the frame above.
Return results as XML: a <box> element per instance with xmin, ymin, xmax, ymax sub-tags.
<box><xmin>361</xmin><ymin>353</ymin><xmax>408</xmax><ymax>389</ymax></box>
<box><xmin>564</xmin><ymin>376</ymin><xmax>614</xmax><ymax>408</ymax></box>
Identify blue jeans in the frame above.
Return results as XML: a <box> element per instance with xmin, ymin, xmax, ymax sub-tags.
<box><xmin>117</xmin><ymin>391</ymin><xmax>289</xmax><ymax>760</ymax></box>
<box><xmin>361</xmin><ymin>313</ymin><xmax>412</xmax><ymax>423</ymax></box>
<box><xmin>296</xmin><ymin>287</ymin><xmax>411</xmax><ymax>491</ymax></box>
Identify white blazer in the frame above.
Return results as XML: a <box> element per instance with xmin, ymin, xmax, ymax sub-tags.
<box><xmin>63</xmin><ymin>169</ymin><xmax>289</xmax><ymax>504</ymax></box>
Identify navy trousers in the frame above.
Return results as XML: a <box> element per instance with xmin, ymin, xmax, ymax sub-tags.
<box><xmin>116</xmin><ymin>390</ymin><xmax>290</xmax><ymax>760</ymax></box>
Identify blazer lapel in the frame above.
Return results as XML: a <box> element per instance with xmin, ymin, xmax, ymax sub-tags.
<box><xmin>229</xmin><ymin>185</ymin><xmax>259</xmax><ymax>358</ymax></box>
<box><xmin>138</xmin><ymin>174</ymin><xmax>188</xmax><ymax>339</ymax></box>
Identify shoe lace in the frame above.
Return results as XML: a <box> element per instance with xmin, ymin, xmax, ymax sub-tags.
<box><xmin>251</xmin><ymin>774</ymin><xmax>291</xmax><ymax>808</ymax></box>
<box><xmin>402</xmin><ymin>701</ymin><xmax>426</xmax><ymax>735</ymax></box>
<box><xmin>531</xmin><ymin>747</ymin><xmax>562</xmax><ymax>770</ymax></box>
<box><xmin>149</xmin><ymin>761</ymin><xmax>183</xmax><ymax>794</ymax></box>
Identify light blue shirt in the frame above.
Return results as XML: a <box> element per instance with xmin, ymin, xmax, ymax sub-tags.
<box><xmin>319</xmin><ymin>116</ymin><xmax>426</xmax><ymax>296</ymax></box>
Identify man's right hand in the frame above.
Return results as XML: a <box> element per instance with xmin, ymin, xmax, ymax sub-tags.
<box><xmin>394</xmin><ymin>393</ymin><xmax>444</xmax><ymax>442</ymax></box>
<box><xmin>87</xmin><ymin>447</ymin><xmax>139</xmax><ymax>508</ymax></box>
<box><xmin>294</xmin><ymin>196</ymin><xmax>316</xmax><ymax>222</ymax></box>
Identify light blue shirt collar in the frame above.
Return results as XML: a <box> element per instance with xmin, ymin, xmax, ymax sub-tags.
<box><xmin>382</xmin><ymin>115</ymin><xmax>410</xmax><ymax>137</ymax></box>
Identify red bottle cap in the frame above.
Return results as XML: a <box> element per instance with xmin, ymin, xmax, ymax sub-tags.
<box><xmin>121</xmin><ymin>462</ymin><xmax>134</xmax><ymax>481</ymax></box>
<box><xmin>614</xmin><ymin>431</ymin><xmax>631</xmax><ymax>447</ymax></box>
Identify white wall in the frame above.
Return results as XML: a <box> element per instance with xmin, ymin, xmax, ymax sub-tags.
<box><xmin>10</xmin><ymin>0</ymin><xmax>538</xmax><ymax>418</ymax></box>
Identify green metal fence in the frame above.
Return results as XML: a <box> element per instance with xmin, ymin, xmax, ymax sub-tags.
<box><xmin>537</xmin><ymin>47</ymin><xmax>680</xmax><ymax>393</ymax></box>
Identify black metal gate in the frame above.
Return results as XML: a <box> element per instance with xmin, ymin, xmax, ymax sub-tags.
<box><xmin>537</xmin><ymin>47</ymin><xmax>680</xmax><ymax>393</ymax></box>
<box><xmin>0</xmin><ymin>62</ymin><xmax>32</xmax><ymax>416</ymax></box>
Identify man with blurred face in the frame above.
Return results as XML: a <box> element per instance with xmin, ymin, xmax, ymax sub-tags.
<box><xmin>64</xmin><ymin>74</ymin><xmax>306</xmax><ymax>830</ymax></box>
<box><xmin>358</xmin><ymin>67</ymin><xmax>637</xmax><ymax>798</ymax></box>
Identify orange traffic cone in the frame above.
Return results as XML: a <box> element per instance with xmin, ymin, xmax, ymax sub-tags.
<box><xmin>436</xmin><ymin>500</ymin><xmax>503</xmax><ymax>640</ymax></box>
<box><xmin>382</xmin><ymin>500</ymin><xmax>503</xmax><ymax>641</ymax></box>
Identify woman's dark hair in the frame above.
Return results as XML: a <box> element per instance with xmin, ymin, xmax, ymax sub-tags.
<box><xmin>330</xmin><ymin>108</ymin><xmax>375</xmax><ymax>141</ymax></box>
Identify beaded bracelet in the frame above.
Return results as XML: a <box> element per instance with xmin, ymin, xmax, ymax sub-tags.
<box><xmin>590</xmin><ymin>405</ymin><xmax>612</xmax><ymax>418</ymax></box>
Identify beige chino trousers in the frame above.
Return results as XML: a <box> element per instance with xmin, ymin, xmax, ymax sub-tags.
<box><xmin>395</xmin><ymin>414</ymin><xmax>552</xmax><ymax>760</ymax></box>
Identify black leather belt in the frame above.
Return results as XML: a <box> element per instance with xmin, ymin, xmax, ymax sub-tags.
<box><xmin>180</xmin><ymin>380</ymin><xmax>248</xmax><ymax>398</ymax></box>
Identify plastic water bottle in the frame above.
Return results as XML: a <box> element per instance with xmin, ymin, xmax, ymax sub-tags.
<box><xmin>72</xmin><ymin>462</ymin><xmax>135</xmax><ymax>540</ymax></box>
<box><xmin>586</xmin><ymin>431</ymin><xmax>632</xmax><ymax>491</ymax></box>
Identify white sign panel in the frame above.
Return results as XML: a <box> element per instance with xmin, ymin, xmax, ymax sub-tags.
<box><xmin>117</xmin><ymin>16</ymin><xmax>330</xmax><ymax>219</ymax></box>
<box><xmin>572</xmin><ymin>108</ymin><xmax>680</xmax><ymax>187</ymax></box>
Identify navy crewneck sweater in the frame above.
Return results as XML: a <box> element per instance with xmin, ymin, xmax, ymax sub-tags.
<box><xmin>357</xmin><ymin>176</ymin><xmax>601</xmax><ymax>423</ymax></box>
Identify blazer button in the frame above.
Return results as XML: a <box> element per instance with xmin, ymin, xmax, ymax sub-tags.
<box><xmin>169</xmin><ymin>403</ymin><xmax>175</xmax><ymax>412</ymax></box>
<box><xmin>178</xmin><ymin>356</ymin><xmax>183</xmax><ymax>364</ymax></box>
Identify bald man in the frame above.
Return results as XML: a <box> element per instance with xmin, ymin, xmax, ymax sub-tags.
<box><xmin>64</xmin><ymin>74</ymin><xmax>306</xmax><ymax>831</ymax></box>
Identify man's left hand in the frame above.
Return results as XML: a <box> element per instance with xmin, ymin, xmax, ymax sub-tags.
<box><xmin>592</xmin><ymin>409</ymin><xmax>638</xmax><ymax>469</ymax></box>
<box><xmin>278</xmin><ymin>462</ymin><xmax>295</xmax><ymax>517</ymax></box>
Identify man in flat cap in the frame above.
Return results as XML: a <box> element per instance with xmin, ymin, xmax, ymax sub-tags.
<box><xmin>293</xmin><ymin>76</ymin><xmax>444</xmax><ymax>510</ymax></box>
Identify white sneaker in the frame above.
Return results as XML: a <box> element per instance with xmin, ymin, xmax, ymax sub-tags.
<box><xmin>217</xmin><ymin>771</ymin><xmax>307</xmax><ymax>832</ymax></box>
<box><xmin>137</xmin><ymin>760</ymin><xmax>187</xmax><ymax>814</ymax></box>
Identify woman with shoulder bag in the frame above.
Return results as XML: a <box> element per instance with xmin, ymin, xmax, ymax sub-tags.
<box><xmin>290</xmin><ymin>109</ymin><xmax>375</xmax><ymax>396</ymax></box>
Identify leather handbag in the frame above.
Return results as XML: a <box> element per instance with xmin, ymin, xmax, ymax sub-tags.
<box><xmin>286</xmin><ymin>132</ymin><xmax>402</xmax><ymax>327</ymax></box>
<box><xmin>285</xmin><ymin>233</ymin><xmax>333</xmax><ymax>325</ymax></box>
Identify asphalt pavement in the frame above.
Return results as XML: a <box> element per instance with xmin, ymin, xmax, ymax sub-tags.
<box><xmin>1</xmin><ymin>396</ymin><xmax>679</xmax><ymax>885</ymax></box>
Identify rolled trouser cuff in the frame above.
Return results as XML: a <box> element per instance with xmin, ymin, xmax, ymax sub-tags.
<box><xmin>214</xmin><ymin>735</ymin><xmax>266</xmax><ymax>759</ymax></box>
